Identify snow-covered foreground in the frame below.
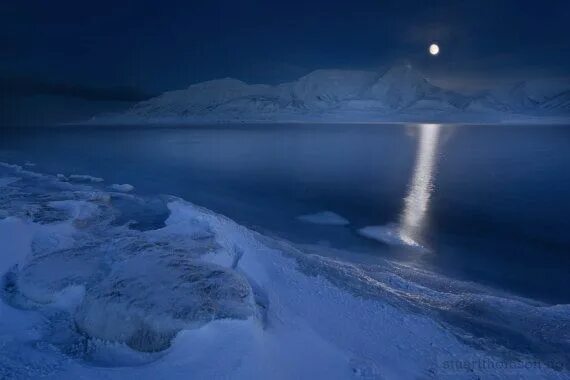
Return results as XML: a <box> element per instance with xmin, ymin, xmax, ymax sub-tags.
<box><xmin>1</xmin><ymin>162</ymin><xmax>569</xmax><ymax>379</ymax></box>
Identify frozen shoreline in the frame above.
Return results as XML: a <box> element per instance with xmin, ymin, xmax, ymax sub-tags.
<box><xmin>1</xmin><ymin>162</ymin><xmax>569</xmax><ymax>379</ymax></box>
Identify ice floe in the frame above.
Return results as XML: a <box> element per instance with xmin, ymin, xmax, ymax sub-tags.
<box><xmin>109</xmin><ymin>183</ymin><xmax>135</xmax><ymax>192</ymax></box>
<box><xmin>358</xmin><ymin>224</ymin><xmax>422</xmax><ymax>247</ymax></box>
<box><xmin>68</xmin><ymin>174</ymin><xmax>104</xmax><ymax>183</ymax></box>
<box><xmin>297</xmin><ymin>211</ymin><xmax>350</xmax><ymax>226</ymax></box>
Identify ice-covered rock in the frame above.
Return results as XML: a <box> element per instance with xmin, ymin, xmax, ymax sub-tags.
<box><xmin>75</xmin><ymin>255</ymin><xmax>256</xmax><ymax>351</ymax></box>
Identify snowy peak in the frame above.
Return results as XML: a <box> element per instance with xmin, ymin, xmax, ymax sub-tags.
<box><xmin>541</xmin><ymin>90</ymin><xmax>570</xmax><ymax>110</ymax></box>
<box><xmin>367</xmin><ymin>64</ymin><xmax>437</xmax><ymax>109</ymax></box>
<box><xmin>504</xmin><ymin>81</ymin><xmax>541</xmax><ymax>110</ymax></box>
<box><xmin>97</xmin><ymin>64</ymin><xmax>570</xmax><ymax>123</ymax></box>
<box><xmin>376</xmin><ymin>64</ymin><xmax>430</xmax><ymax>88</ymax></box>
<box><xmin>131</xmin><ymin>78</ymin><xmax>275</xmax><ymax>117</ymax></box>
<box><xmin>286</xmin><ymin>69</ymin><xmax>377</xmax><ymax>108</ymax></box>
<box><xmin>488</xmin><ymin>79</ymin><xmax>570</xmax><ymax>112</ymax></box>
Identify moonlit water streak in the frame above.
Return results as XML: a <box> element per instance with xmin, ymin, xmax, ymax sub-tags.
<box><xmin>357</xmin><ymin>123</ymin><xmax>441</xmax><ymax>248</ymax></box>
<box><xmin>399</xmin><ymin>124</ymin><xmax>441</xmax><ymax>246</ymax></box>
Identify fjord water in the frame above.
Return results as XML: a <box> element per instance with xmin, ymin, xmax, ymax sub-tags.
<box><xmin>1</xmin><ymin>123</ymin><xmax>569</xmax><ymax>304</ymax></box>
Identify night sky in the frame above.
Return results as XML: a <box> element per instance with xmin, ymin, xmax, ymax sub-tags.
<box><xmin>1</xmin><ymin>0</ymin><xmax>569</xmax><ymax>124</ymax></box>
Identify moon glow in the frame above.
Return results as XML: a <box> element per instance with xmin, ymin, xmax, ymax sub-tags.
<box><xmin>429</xmin><ymin>43</ymin><xmax>440</xmax><ymax>56</ymax></box>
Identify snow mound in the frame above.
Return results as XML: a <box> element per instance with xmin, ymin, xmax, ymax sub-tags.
<box><xmin>297</xmin><ymin>211</ymin><xmax>350</xmax><ymax>226</ymax></box>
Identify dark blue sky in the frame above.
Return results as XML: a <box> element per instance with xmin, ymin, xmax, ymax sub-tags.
<box><xmin>1</xmin><ymin>0</ymin><xmax>569</xmax><ymax>123</ymax></box>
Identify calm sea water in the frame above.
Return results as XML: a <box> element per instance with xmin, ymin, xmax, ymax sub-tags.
<box><xmin>1</xmin><ymin>123</ymin><xmax>569</xmax><ymax>304</ymax></box>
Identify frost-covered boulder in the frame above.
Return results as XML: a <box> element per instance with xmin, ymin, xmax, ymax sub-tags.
<box><xmin>75</xmin><ymin>254</ymin><xmax>256</xmax><ymax>352</ymax></box>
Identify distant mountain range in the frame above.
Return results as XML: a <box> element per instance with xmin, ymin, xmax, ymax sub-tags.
<box><xmin>90</xmin><ymin>64</ymin><xmax>570</xmax><ymax>124</ymax></box>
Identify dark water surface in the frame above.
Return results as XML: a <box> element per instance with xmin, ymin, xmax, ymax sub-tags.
<box><xmin>1</xmin><ymin>123</ymin><xmax>569</xmax><ymax>303</ymax></box>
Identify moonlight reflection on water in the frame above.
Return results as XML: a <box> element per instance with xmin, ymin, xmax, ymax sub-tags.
<box><xmin>399</xmin><ymin>124</ymin><xmax>441</xmax><ymax>246</ymax></box>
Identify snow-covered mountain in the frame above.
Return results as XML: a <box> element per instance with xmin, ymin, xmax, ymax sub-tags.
<box><xmin>92</xmin><ymin>65</ymin><xmax>570</xmax><ymax>124</ymax></box>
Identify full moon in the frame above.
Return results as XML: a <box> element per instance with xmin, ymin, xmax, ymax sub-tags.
<box><xmin>429</xmin><ymin>43</ymin><xmax>439</xmax><ymax>56</ymax></box>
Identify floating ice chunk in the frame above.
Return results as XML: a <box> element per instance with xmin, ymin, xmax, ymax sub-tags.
<box><xmin>358</xmin><ymin>224</ymin><xmax>421</xmax><ymax>247</ymax></box>
<box><xmin>297</xmin><ymin>211</ymin><xmax>350</xmax><ymax>226</ymax></box>
<box><xmin>109</xmin><ymin>183</ymin><xmax>134</xmax><ymax>192</ymax></box>
<box><xmin>75</xmin><ymin>255</ymin><xmax>256</xmax><ymax>352</ymax></box>
<box><xmin>68</xmin><ymin>174</ymin><xmax>104</xmax><ymax>183</ymax></box>
<box><xmin>0</xmin><ymin>162</ymin><xmax>23</xmax><ymax>171</ymax></box>
<box><xmin>0</xmin><ymin>177</ymin><xmax>20</xmax><ymax>187</ymax></box>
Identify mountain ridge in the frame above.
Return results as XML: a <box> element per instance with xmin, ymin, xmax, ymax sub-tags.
<box><xmin>90</xmin><ymin>64</ymin><xmax>570</xmax><ymax>124</ymax></box>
